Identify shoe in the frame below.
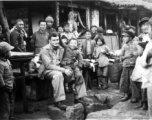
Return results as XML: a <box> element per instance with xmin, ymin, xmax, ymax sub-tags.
<box><xmin>74</xmin><ymin>97</ymin><xmax>93</xmax><ymax>106</ymax></box>
<box><xmin>130</xmin><ymin>98</ymin><xmax>138</xmax><ymax>103</ymax></box>
<box><xmin>101</xmin><ymin>85</ymin><xmax>108</xmax><ymax>90</ymax></box>
<box><xmin>142</xmin><ymin>102</ymin><xmax>148</xmax><ymax>110</ymax></box>
<box><xmin>101</xmin><ymin>77</ymin><xmax>108</xmax><ymax>90</ymax></box>
<box><xmin>98</xmin><ymin>84</ymin><xmax>101</xmax><ymax>89</ymax></box>
<box><xmin>120</xmin><ymin>96</ymin><xmax>130</xmax><ymax>102</ymax></box>
<box><xmin>54</xmin><ymin>102</ymin><xmax>67</xmax><ymax>110</ymax></box>
<box><xmin>134</xmin><ymin>102</ymin><xmax>143</xmax><ymax>109</ymax></box>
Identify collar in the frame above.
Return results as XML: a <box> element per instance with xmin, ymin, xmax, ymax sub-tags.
<box><xmin>45</xmin><ymin>44</ymin><xmax>63</xmax><ymax>51</ymax></box>
<box><xmin>0</xmin><ymin>57</ymin><xmax>7</xmax><ymax>61</ymax></box>
<box><xmin>38</xmin><ymin>29</ymin><xmax>46</xmax><ymax>34</ymax></box>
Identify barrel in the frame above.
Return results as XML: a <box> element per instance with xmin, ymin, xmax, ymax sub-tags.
<box><xmin>108</xmin><ymin>63</ymin><xmax>122</xmax><ymax>83</ymax></box>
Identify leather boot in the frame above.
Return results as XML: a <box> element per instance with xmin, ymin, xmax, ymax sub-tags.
<box><xmin>142</xmin><ymin>101</ymin><xmax>148</xmax><ymax>110</ymax></box>
<box><xmin>101</xmin><ymin>77</ymin><xmax>108</xmax><ymax>90</ymax></box>
<box><xmin>54</xmin><ymin>101</ymin><xmax>67</xmax><ymax>110</ymax></box>
<box><xmin>97</xmin><ymin>76</ymin><xmax>102</xmax><ymax>89</ymax></box>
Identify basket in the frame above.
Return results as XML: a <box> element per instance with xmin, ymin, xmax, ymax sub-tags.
<box><xmin>108</xmin><ymin>63</ymin><xmax>122</xmax><ymax>83</ymax></box>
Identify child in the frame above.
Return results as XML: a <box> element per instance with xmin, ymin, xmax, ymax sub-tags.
<box><xmin>0</xmin><ymin>42</ymin><xmax>15</xmax><ymax>120</ymax></box>
<box><xmin>61</xmin><ymin>38</ymin><xmax>84</xmax><ymax>94</ymax></box>
<box><xmin>81</xmin><ymin>30</ymin><xmax>96</xmax><ymax>60</ymax></box>
<box><xmin>93</xmin><ymin>36</ymin><xmax>110</xmax><ymax>89</ymax></box>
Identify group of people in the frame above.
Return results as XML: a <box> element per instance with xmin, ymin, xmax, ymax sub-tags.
<box><xmin>1</xmin><ymin>13</ymin><xmax>152</xmax><ymax>120</ymax></box>
<box><xmin>117</xmin><ymin>17</ymin><xmax>152</xmax><ymax>119</ymax></box>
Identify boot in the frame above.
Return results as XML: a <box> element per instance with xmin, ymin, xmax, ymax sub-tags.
<box><xmin>54</xmin><ymin>101</ymin><xmax>67</xmax><ymax>110</ymax></box>
<box><xmin>142</xmin><ymin>101</ymin><xmax>148</xmax><ymax>110</ymax></box>
<box><xmin>134</xmin><ymin>101</ymin><xmax>143</xmax><ymax>109</ymax></box>
<box><xmin>101</xmin><ymin>77</ymin><xmax>108</xmax><ymax>90</ymax></box>
<box><xmin>97</xmin><ymin>76</ymin><xmax>102</xmax><ymax>89</ymax></box>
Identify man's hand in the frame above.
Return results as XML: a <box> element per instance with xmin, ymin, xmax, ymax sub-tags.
<box><xmin>64</xmin><ymin>69</ymin><xmax>73</xmax><ymax>76</ymax></box>
<box><xmin>74</xmin><ymin>60</ymin><xmax>78</xmax><ymax>67</ymax></box>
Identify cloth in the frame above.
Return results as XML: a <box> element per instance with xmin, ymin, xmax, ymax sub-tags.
<box><xmin>61</xmin><ymin>32</ymin><xmax>76</xmax><ymax>41</ymax></box>
<box><xmin>147</xmin><ymin>86</ymin><xmax>152</xmax><ymax>119</ymax></box>
<box><xmin>38</xmin><ymin>44</ymin><xmax>65</xmax><ymax>79</ymax></box>
<box><xmin>46</xmin><ymin>27</ymin><xmax>56</xmax><ymax>36</ymax></box>
<box><xmin>131</xmin><ymin>56</ymin><xmax>145</xmax><ymax>82</ymax></box>
<box><xmin>61</xmin><ymin>46</ymin><xmax>83</xmax><ymax>69</ymax></box>
<box><xmin>130</xmin><ymin>81</ymin><xmax>141</xmax><ymax>99</ymax></box>
<box><xmin>93</xmin><ymin>45</ymin><xmax>109</xmax><ymax>67</ymax></box>
<box><xmin>10</xmin><ymin>29</ymin><xmax>26</xmax><ymax>52</ymax></box>
<box><xmin>44</xmin><ymin>71</ymin><xmax>65</xmax><ymax>102</ymax></box>
<box><xmin>0</xmin><ymin>86</ymin><xmax>15</xmax><ymax>120</ymax></box>
<box><xmin>119</xmin><ymin>67</ymin><xmax>134</xmax><ymax>94</ymax></box>
<box><xmin>142</xmin><ymin>88</ymin><xmax>147</xmax><ymax>102</ymax></box>
<box><xmin>97</xmin><ymin>66</ymin><xmax>108</xmax><ymax>77</ymax></box>
<box><xmin>81</xmin><ymin>39</ymin><xmax>96</xmax><ymax>59</ymax></box>
<box><xmin>140</xmin><ymin>40</ymin><xmax>152</xmax><ymax>88</ymax></box>
<box><xmin>86</xmin><ymin>40</ymin><xmax>92</xmax><ymax>56</ymax></box>
<box><xmin>31</xmin><ymin>30</ymin><xmax>49</xmax><ymax>54</ymax></box>
<box><xmin>0</xmin><ymin>58</ymin><xmax>14</xmax><ymax>89</ymax></box>
<box><xmin>61</xmin><ymin>46</ymin><xmax>83</xmax><ymax>84</ymax></box>
<box><xmin>119</xmin><ymin>40</ymin><xmax>140</xmax><ymax>67</ymax></box>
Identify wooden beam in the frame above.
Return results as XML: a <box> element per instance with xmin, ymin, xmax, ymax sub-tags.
<box><xmin>0</xmin><ymin>1</ymin><xmax>10</xmax><ymax>43</ymax></box>
<box><xmin>56</xmin><ymin>2</ymin><xmax>59</xmax><ymax>27</ymax></box>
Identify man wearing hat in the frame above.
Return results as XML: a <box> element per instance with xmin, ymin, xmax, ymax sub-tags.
<box><xmin>118</xmin><ymin>30</ymin><xmax>143</xmax><ymax>102</ymax></box>
<box><xmin>45</xmin><ymin>15</ymin><xmax>56</xmax><ymax>36</ymax></box>
<box><xmin>0</xmin><ymin>42</ymin><xmax>15</xmax><ymax>120</ymax></box>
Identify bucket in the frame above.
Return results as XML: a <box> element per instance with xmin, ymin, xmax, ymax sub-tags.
<box><xmin>108</xmin><ymin>63</ymin><xmax>122</xmax><ymax>83</ymax></box>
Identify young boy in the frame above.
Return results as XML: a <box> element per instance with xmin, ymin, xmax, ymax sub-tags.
<box><xmin>0</xmin><ymin>42</ymin><xmax>15</xmax><ymax>120</ymax></box>
<box><xmin>61</xmin><ymin>38</ymin><xmax>84</xmax><ymax>94</ymax></box>
<box><xmin>81</xmin><ymin>30</ymin><xmax>96</xmax><ymax>60</ymax></box>
<box><xmin>118</xmin><ymin>30</ymin><xmax>142</xmax><ymax>102</ymax></box>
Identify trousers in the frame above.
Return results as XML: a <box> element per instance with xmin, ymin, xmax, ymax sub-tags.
<box><xmin>0</xmin><ymin>87</ymin><xmax>15</xmax><ymax>120</ymax></box>
<box><xmin>44</xmin><ymin>70</ymin><xmax>87</xmax><ymax>102</ymax></box>
<box><xmin>147</xmin><ymin>86</ymin><xmax>152</xmax><ymax>119</ymax></box>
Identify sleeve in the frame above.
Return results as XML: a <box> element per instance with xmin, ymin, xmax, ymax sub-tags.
<box><xmin>77</xmin><ymin>50</ymin><xmax>83</xmax><ymax>68</ymax></box>
<box><xmin>93</xmin><ymin>47</ymin><xmax>97</xmax><ymax>58</ymax></box>
<box><xmin>31</xmin><ymin>33</ymin><xmax>36</xmax><ymax>48</ymax></box>
<box><xmin>0</xmin><ymin>64</ymin><xmax>5</xmax><ymax>87</ymax></box>
<box><xmin>119</xmin><ymin>45</ymin><xmax>125</xmax><ymax>56</ymax></box>
<box><xmin>10</xmin><ymin>32</ymin><xmax>22</xmax><ymax>52</ymax></box>
<box><xmin>40</xmin><ymin>49</ymin><xmax>66</xmax><ymax>73</ymax></box>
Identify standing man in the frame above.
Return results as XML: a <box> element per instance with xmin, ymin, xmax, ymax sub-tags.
<box><xmin>45</xmin><ymin>15</ymin><xmax>56</xmax><ymax>36</ymax></box>
<box><xmin>31</xmin><ymin>20</ymin><xmax>50</xmax><ymax>54</ymax></box>
<box><xmin>39</xmin><ymin>32</ymin><xmax>88</xmax><ymax>110</ymax></box>
<box><xmin>10</xmin><ymin>19</ymin><xmax>26</xmax><ymax>52</ymax></box>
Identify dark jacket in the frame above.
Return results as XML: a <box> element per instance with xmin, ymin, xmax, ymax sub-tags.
<box><xmin>31</xmin><ymin>30</ymin><xmax>50</xmax><ymax>54</ymax></box>
<box><xmin>61</xmin><ymin>46</ymin><xmax>83</xmax><ymax>69</ymax></box>
<box><xmin>80</xmin><ymin>39</ymin><xmax>96</xmax><ymax>59</ymax></box>
<box><xmin>0</xmin><ymin>58</ymin><xmax>14</xmax><ymax>90</ymax></box>
<box><xmin>10</xmin><ymin>29</ymin><xmax>26</xmax><ymax>52</ymax></box>
<box><xmin>46</xmin><ymin>27</ymin><xmax>56</xmax><ymax>36</ymax></box>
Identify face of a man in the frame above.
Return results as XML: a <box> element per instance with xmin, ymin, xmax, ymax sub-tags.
<box><xmin>69</xmin><ymin>39</ymin><xmax>77</xmax><ymax>50</ymax></box>
<box><xmin>46</xmin><ymin>21</ymin><xmax>53</xmax><ymax>28</ymax></box>
<box><xmin>58</xmin><ymin>27</ymin><xmax>63</xmax><ymax>34</ymax></box>
<box><xmin>16</xmin><ymin>21</ymin><xmax>24</xmax><ymax>31</ymax></box>
<box><xmin>64</xmin><ymin>25</ymin><xmax>70</xmax><ymax>32</ymax></box>
<box><xmin>40</xmin><ymin>22</ymin><xmax>46</xmax><ymax>31</ymax></box>
<box><xmin>50</xmin><ymin>36</ymin><xmax>59</xmax><ymax>47</ymax></box>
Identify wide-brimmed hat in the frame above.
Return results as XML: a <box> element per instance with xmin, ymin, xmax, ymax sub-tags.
<box><xmin>0</xmin><ymin>42</ymin><xmax>14</xmax><ymax>53</ymax></box>
<box><xmin>121</xmin><ymin>30</ymin><xmax>135</xmax><ymax>38</ymax></box>
<box><xmin>139</xmin><ymin>17</ymin><xmax>149</xmax><ymax>27</ymax></box>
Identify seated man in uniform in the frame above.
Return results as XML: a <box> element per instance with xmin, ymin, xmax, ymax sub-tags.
<box><xmin>38</xmin><ymin>32</ymin><xmax>88</xmax><ymax>110</ymax></box>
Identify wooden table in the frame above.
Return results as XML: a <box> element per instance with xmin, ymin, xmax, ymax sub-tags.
<box><xmin>10</xmin><ymin>52</ymin><xmax>34</xmax><ymax>112</ymax></box>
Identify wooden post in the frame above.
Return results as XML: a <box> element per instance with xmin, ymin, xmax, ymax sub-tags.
<box><xmin>56</xmin><ymin>2</ymin><xmax>59</xmax><ymax>27</ymax></box>
<box><xmin>136</xmin><ymin>10</ymin><xmax>140</xmax><ymax>36</ymax></box>
<box><xmin>0</xmin><ymin>1</ymin><xmax>10</xmax><ymax>43</ymax></box>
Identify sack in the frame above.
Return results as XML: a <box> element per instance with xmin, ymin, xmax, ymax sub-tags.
<box><xmin>108</xmin><ymin>63</ymin><xmax>122</xmax><ymax>83</ymax></box>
